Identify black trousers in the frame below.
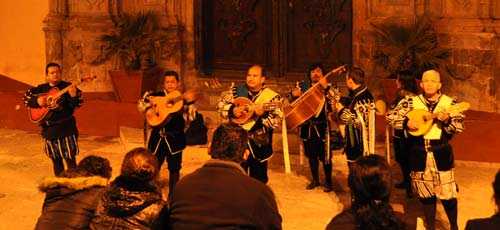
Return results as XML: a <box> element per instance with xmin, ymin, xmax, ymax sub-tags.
<box><xmin>241</xmin><ymin>154</ymin><xmax>268</xmax><ymax>184</ymax></box>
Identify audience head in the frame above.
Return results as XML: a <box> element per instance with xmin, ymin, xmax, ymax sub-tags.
<box><xmin>209</xmin><ymin>123</ymin><xmax>249</xmax><ymax>163</ymax></box>
<box><xmin>348</xmin><ymin>154</ymin><xmax>392</xmax><ymax>207</ymax></box>
<box><xmin>493</xmin><ymin>169</ymin><xmax>500</xmax><ymax>208</ymax></box>
<box><xmin>348</xmin><ymin>154</ymin><xmax>405</xmax><ymax>229</ymax></box>
<box><xmin>120</xmin><ymin>147</ymin><xmax>159</xmax><ymax>181</ymax></box>
<box><xmin>77</xmin><ymin>155</ymin><xmax>113</xmax><ymax>179</ymax></box>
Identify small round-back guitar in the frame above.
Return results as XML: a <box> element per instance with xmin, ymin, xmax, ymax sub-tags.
<box><xmin>231</xmin><ymin>97</ymin><xmax>282</xmax><ymax>125</ymax></box>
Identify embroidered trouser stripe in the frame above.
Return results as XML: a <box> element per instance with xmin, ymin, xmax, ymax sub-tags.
<box><xmin>44</xmin><ymin>135</ymin><xmax>78</xmax><ymax>160</ymax></box>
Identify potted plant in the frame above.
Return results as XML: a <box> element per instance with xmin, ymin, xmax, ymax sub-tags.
<box><xmin>370</xmin><ymin>16</ymin><xmax>450</xmax><ymax>102</ymax></box>
<box><xmin>92</xmin><ymin>11</ymin><xmax>166</xmax><ymax>103</ymax></box>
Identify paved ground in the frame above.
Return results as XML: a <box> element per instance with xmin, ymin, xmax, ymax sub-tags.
<box><xmin>0</xmin><ymin>127</ymin><xmax>498</xmax><ymax>230</ymax></box>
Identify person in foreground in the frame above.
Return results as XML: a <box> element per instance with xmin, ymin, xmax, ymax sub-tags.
<box><xmin>326</xmin><ymin>154</ymin><xmax>408</xmax><ymax>230</ymax></box>
<box><xmin>90</xmin><ymin>147</ymin><xmax>168</xmax><ymax>230</ymax></box>
<box><xmin>169</xmin><ymin>123</ymin><xmax>282</xmax><ymax>230</ymax></box>
<box><xmin>465</xmin><ymin>169</ymin><xmax>500</xmax><ymax>229</ymax></box>
<box><xmin>35</xmin><ymin>155</ymin><xmax>112</xmax><ymax>230</ymax></box>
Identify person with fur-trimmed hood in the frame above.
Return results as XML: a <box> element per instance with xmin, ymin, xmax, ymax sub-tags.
<box><xmin>90</xmin><ymin>147</ymin><xmax>168</xmax><ymax>230</ymax></box>
<box><xmin>35</xmin><ymin>155</ymin><xmax>112</xmax><ymax>230</ymax></box>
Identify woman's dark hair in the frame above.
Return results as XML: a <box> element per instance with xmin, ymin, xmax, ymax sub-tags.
<box><xmin>349</xmin><ymin>154</ymin><xmax>405</xmax><ymax>230</ymax></box>
<box><xmin>45</xmin><ymin>62</ymin><xmax>61</xmax><ymax>75</ymax></box>
<box><xmin>78</xmin><ymin>155</ymin><xmax>112</xmax><ymax>179</ymax></box>
<box><xmin>120</xmin><ymin>147</ymin><xmax>159</xmax><ymax>181</ymax></box>
<box><xmin>397</xmin><ymin>71</ymin><xmax>419</xmax><ymax>94</ymax></box>
<box><xmin>209</xmin><ymin>123</ymin><xmax>248</xmax><ymax>162</ymax></box>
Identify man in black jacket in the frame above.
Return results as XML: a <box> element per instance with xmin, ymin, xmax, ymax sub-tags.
<box><xmin>24</xmin><ymin>62</ymin><xmax>83</xmax><ymax>176</ymax></box>
<box><xmin>337</xmin><ymin>67</ymin><xmax>374</xmax><ymax>169</ymax></box>
<box><xmin>169</xmin><ymin>123</ymin><xmax>282</xmax><ymax>229</ymax></box>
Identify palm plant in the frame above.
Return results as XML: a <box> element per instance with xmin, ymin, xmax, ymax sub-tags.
<box><xmin>371</xmin><ymin>16</ymin><xmax>450</xmax><ymax>79</ymax></box>
<box><xmin>92</xmin><ymin>11</ymin><xmax>164</xmax><ymax>69</ymax></box>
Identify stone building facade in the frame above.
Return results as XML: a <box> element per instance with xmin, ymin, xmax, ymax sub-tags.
<box><xmin>44</xmin><ymin>0</ymin><xmax>500</xmax><ymax>113</ymax></box>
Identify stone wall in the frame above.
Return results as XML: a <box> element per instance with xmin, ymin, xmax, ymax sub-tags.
<box><xmin>40</xmin><ymin>0</ymin><xmax>500</xmax><ymax>113</ymax></box>
<box><xmin>43</xmin><ymin>0</ymin><xmax>194</xmax><ymax>93</ymax></box>
<box><xmin>353</xmin><ymin>0</ymin><xmax>500</xmax><ymax>112</ymax></box>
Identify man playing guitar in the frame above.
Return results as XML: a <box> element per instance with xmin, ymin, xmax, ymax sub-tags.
<box><xmin>138</xmin><ymin>70</ymin><xmax>196</xmax><ymax>195</ymax></box>
<box><xmin>23</xmin><ymin>62</ymin><xmax>83</xmax><ymax>176</ymax></box>
<box><xmin>216</xmin><ymin>65</ymin><xmax>283</xmax><ymax>184</ymax></box>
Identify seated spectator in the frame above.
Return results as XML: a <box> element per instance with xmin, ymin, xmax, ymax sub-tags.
<box><xmin>169</xmin><ymin>123</ymin><xmax>282</xmax><ymax>229</ymax></box>
<box><xmin>90</xmin><ymin>147</ymin><xmax>168</xmax><ymax>230</ymax></box>
<box><xmin>35</xmin><ymin>155</ymin><xmax>112</xmax><ymax>230</ymax></box>
<box><xmin>326</xmin><ymin>154</ymin><xmax>408</xmax><ymax>230</ymax></box>
<box><xmin>465</xmin><ymin>169</ymin><xmax>500</xmax><ymax>229</ymax></box>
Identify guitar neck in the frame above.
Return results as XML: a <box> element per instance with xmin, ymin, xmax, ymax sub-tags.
<box><xmin>52</xmin><ymin>81</ymin><xmax>81</xmax><ymax>99</ymax></box>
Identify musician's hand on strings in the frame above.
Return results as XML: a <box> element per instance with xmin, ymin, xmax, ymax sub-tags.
<box><xmin>407</xmin><ymin>119</ymin><xmax>420</xmax><ymax>132</ymax></box>
<box><xmin>68</xmin><ymin>85</ymin><xmax>77</xmax><ymax>97</ymax></box>
<box><xmin>254</xmin><ymin>105</ymin><xmax>264</xmax><ymax>116</ymax></box>
<box><xmin>233</xmin><ymin>106</ymin><xmax>244</xmax><ymax>118</ymax></box>
<box><xmin>291</xmin><ymin>88</ymin><xmax>301</xmax><ymax>97</ymax></box>
<box><xmin>183</xmin><ymin>89</ymin><xmax>197</xmax><ymax>103</ymax></box>
<box><xmin>37</xmin><ymin>97</ymin><xmax>47</xmax><ymax>107</ymax></box>
<box><xmin>335</xmin><ymin>102</ymin><xmax>344</xmax><ymax>111</ymax></box>
<box><xmin>436</xmin><ymin>110</ymin><xmax>450</xmax><ymax>123</ymax></box>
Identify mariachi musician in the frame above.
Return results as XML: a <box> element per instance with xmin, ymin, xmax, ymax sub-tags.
<box><xmin>289</xmin><ymin>63</ymin><xmax>340</xmax><ymax>192</ymax></box>
<box><xmin>216</xmin><ymin>65</ymin><xmax>283</xmax><ymax>184</ymax></box>
<box><xmin>336</xmin><ymin>66</ymin><xmax>374</xmax><ymax>171</ymax></box>
<box><xmin>138</xmin><ymin>70</ymin><xmax>196</xmax><ymax>194</ymax></box>
<box><xmin>23</xmin><ymin>62</ymin><xmax>83</xmax><ymax>176</ymax></box>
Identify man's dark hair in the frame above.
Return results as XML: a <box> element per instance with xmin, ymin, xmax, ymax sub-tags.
<box><xmin>346</xmin><ymin>66</ymin><xmax>365</xmax><ymax>85</ymax></box>
<box><xmin>307</xmin><ymin>62</ymin><xmax>326</xmax><ymax>81</ymax></box>
<box><xmin>78</xmin><ymin>155</ymin><xmax>113</xmax><ymax>179</ymax></box>
<box><xmin>209</xmin><ymin>123</ymin><xmax>248</xmax><ymax>162</ymax></box>
<box><xmin>164</xmin><ymin>70</ymin><xmax>179</xmax><ymax>81</ymax></box>
<box><xmin>45</xmin><ymin>62</ymin><xmax>61</xmax><ymax>75</ymax></box>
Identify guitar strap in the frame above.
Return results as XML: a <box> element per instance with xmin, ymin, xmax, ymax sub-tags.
<box><xmin>412</xmin><ymin>95</ymin><xmax>452</xmax><ymax>140</ymax></box>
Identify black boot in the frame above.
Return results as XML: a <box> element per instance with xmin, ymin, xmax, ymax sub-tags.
<box><xmin>442</xmin><ymin>198</ymin><xmax>458</xmax><ymax>230</ymax></box>
<box><xmin>168</xmin><ymin>171</ymin><xmax>180</xmax><ymax>198</ymax></box>
<box><xmin>421</xmin><ymin>197</ymin><xmax>437</xmax><ymax>230</ymax></box>
<box><xmin>307</xmin><ymin>158</ymin><xmax>320</xmax><ymax>190</ymax></box>
<box><xmin>323</xmin><ymin>162</ymin><xmax>333</xmax><ymax>192</ymax></box>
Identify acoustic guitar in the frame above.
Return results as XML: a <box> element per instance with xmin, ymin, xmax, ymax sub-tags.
<box><xmin>406</xmin><ymin>102</ymin><xmax>470</xmax><ymax>136</ymax></box>
<box><xmin>145</xmin><ymin>90</ymin><xmax>200</xmax><ymax>127</ymax></box>
<box><xmin>29</xmin><ymin>76</ymin><xmax>95</xmax><ymax>124</ymax></box>
<box><xmin>231</xmin><ymin>97</ymin><xmax>282</xmax><ymax>125</ymax></box>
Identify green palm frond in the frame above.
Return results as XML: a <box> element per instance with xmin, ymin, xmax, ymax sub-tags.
<box><xmin>371</xmin><ymin>16</ymin><xmax>450</xmax><ymax>78</ymax></box>
<box><xmin>92</xmin><ymin>11</ymin><xmax>165</xmax><ymax>69</ymax></box>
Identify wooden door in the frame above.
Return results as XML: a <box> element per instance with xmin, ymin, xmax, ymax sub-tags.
<box><xmin>195</xmin><ymin>0</ymin><xmax>352</xmax><ymax>80</ymax></box>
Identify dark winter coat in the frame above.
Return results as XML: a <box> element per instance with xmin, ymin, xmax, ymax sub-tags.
<box><xmin>465</xmin><ymin>213</ymin><xmax>500</xmax><ymax>230</ymax></box>
<box><xmin>90</xmin><ymin>176</ymin><xmax>168</xmax><ymax>230</ymax></box>
<box><xmin>35</xmin><ymin>174</ymin><xmax>108</xmax><ymax>230</ymax></box>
